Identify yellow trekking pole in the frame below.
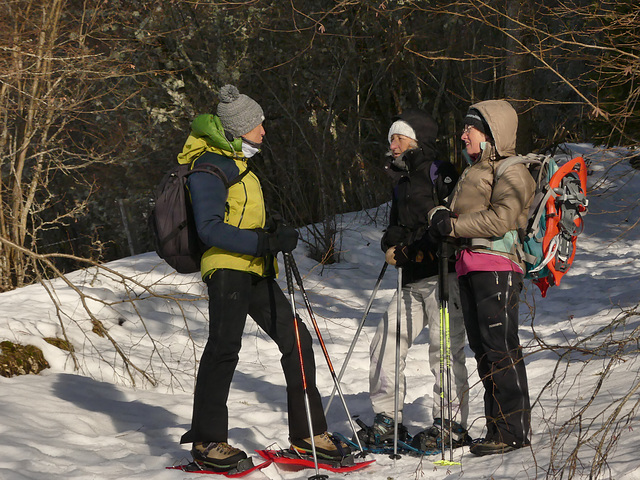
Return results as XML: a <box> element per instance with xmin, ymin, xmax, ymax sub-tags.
<box><xmin>434</xmin><ymin>241</ymin><xmax>461</xmax><ymax>467</ymax></box>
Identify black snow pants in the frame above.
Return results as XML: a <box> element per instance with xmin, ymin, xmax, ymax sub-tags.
<box><xmin>181</xmin><ymin>269</ymin><xmax>327</xmax><ymax>444</ymax></box>
<box><xmin>458</xmin><ymin>270</ymin><xmax>531</xmax><ymax>448</ymax></box>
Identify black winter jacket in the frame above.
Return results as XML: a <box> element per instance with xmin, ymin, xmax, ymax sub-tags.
<box><xmin>381</xmin><ymin>110</ymin><xmax>459</xmax><ymax>284</ymax></box>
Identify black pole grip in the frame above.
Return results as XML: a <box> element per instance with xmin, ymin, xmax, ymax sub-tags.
<box><xmin>283</xmin><ymin>253</ymin><xmax>295</xmax><ymax>295</ymax></box>
<box><xmin>439</xmin><ymin>241</ymin><xmax>449</xmax><ymax>303</ymax></box>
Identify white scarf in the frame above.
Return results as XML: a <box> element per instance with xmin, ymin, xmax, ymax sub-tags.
<box><xmin>242</xmin><ymin>140</ymin><xmax>261</xmax><ymax>158</ymax></box>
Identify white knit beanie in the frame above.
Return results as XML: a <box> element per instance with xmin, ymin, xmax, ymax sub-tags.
<box><xmin>388</xmin><ymin>120</ymin><xmax>417</xmax><ymax>144</ymax></box>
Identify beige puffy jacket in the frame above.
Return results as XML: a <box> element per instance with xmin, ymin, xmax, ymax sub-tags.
<box><xmin>448</xmin><ymin>100</ymin><xmax>536</xmax><ymax>270</ymax></box>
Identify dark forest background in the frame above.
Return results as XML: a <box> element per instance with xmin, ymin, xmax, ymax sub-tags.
<box><xmin>1</xmin><ymin>0</ymin><xmax>638</xmax><ymax>290</ymax></box>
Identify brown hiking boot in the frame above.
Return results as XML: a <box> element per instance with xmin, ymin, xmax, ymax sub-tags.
<box><xmin>290</xmin><ymin>432</ymin><xmax>352</xmax><ymax>460</ymax></box>
<box><xmin>191</xmin><ymin>442</ymin><xmax>248</xmax><ymax>471</ymax></box>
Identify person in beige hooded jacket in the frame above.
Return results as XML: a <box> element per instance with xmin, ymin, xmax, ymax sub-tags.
<box><xmin>427</xmin><ymin>100</ymin><xmax>535</xmax><ymax>456</ymax></box>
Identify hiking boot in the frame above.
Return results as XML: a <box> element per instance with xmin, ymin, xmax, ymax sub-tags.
<box><xmin>191</xmin><ymin>442</ymin><xmax>248</xmax><ymax>471</ymax></box>
<box><xmin>355</xmin><ymin>413</ymin><xmax>409</xmax><ymax>446</ymax></box>
<box><xmin>290</xmin><ymin>432</ymin><xmax>352</xmax><ymax>460</ymax></box>
<box><xmin>411</xmin><ymin>418</ymin><xmax>472</xmax><ymax>451</ymax></box>
<box><xmin>469</xmin><ymin>439</ymin><xmax>521</xmax><ymax>456</ymax></box>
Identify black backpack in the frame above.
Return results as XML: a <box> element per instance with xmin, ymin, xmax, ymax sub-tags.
<box><xmin>150</xmin><ymin>161</ymin><xmax>249</xmax><ymax>274</ymax></box>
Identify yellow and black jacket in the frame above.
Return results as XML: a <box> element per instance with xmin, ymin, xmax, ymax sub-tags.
<box><xmin>177</xmin><ymin>114</ymin><xmax>275</xmax><ymax>279</ymax></box>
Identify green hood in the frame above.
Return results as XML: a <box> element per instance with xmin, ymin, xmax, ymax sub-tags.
<box><xmin>177</xmin><ymin>114</ymin><xmax>243</xmax><ymax>165</ymax></box>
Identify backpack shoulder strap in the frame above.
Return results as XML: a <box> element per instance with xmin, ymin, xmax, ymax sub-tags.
<box><xmin>228</xmin><ymin>165</ymin><xmax>251</xmax><ymax>187</ymax></box>
<box><xmin>495</xmin><ymin>153</ymin><xmax>545</xmax><ymax>181</ymax></box>
<box><xmin>471</xmin><ymin>154</ymin><xmax>547</xmax><ymax>258</ymax></box>
<box><xmin>186</xmin><ymin>163</ymin><xmax>230</xmax><ymax>188</ymax></box>
<box><xmin>429</xmin><ymin>159</ymin><xmax>441</xmax><ymax>185</ymax></box>
<box><xmin>429</xmin><ymin>159</ymin><xmax>441</xmax><ymax>206</ymax></box>
<box><xmin>186</xmin><ymin>151</ymin><xmax>252</xmax><ymax>190</ymax></box>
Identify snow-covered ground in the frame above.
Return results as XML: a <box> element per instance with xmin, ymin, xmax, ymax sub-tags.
<box><xmin>1</xmin><ymin>144</ymin><xmax>639</xmax><ymax>480</ymax></box>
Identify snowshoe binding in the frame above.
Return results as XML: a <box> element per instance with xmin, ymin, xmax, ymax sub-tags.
<box><xmin>289</xmin><ymin>431</ymin><xmax>352</xmax><ymax>462</ymax></box>
<box><xmin>355</xmin><ymin>413</ymin><xmax>410</xmax><ymax>448</ymax></box>
<box><xmin>191</xmin><ymin>441</ymin><xmax>249</xmax><ymax>473</ymax></box>
<box><xmin>411</xmin><ymin>418</ymin><xmax>473</xmax><ymax>451</ymax></box>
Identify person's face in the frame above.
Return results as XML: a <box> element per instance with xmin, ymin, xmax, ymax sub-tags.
<box><xmin>389</xmin><ymin>134</ymin><xmax>415</xmax><ymax>157</ymax></box>
<box><xmin>242</xmin><ymin>123</ymin><xmax>265</xmax><ymax>145</ymax></box>
<box><xmin>461</xmin><ymin>125</ymin><xmax>487</xmax><ymax>156</ymax></box>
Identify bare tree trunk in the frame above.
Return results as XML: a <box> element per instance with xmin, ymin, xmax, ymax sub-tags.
<box><xmin>504</xmin><ymin>0</ymin><xmax>534</xmax><ymax>153</ymax></box>
<box><xmin>0</xmin><ymin>0</ymin><xmax>142</xmax><ymax>291</ymax></box>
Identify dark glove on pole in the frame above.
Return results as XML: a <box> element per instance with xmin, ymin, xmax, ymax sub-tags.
<box><xmin>269</xmin><ymin>225</ymin><xmax>299</xmax><ymax>253</ymax></box>
<box><xmin>393</xmin><ymin>245</ymin><xmax>411</xmax><ymax>267</ymax></box>
<box><xmin>381</xmin><ymin>225</ymin><xmax>408</xmax><ymax>251</ymax></box>
<box><xmin>428</xmin><ymin>207</ymin><xmax>456</xmax><ymax>242</ymax></box>
<box><xmin>407</xmin><ymin>236</ymin><xmax>437</xmax><ymax>263</ymax></box>
<box><xmin>256</xmin><ymin>224</ymin><xmax>299</xmax><ymax>255</ymax></box>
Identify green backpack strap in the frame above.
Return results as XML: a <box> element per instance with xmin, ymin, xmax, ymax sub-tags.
<box><xmin>468</xmin><ymin>153</ymin><xmax>548</xmax><ymax>261</ymax></box>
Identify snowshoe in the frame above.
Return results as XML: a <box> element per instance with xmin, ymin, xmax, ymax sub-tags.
<box><xmin>335</xmin><ymin>431</ymin><xmax>438</xmax><ymax>457</ymax></box>
<box><xmin>256</xmin><ymin>447</ymin><xmax>375</xmax><ymax>473</ymax></box>
<box><xmin>168</xmin><ymin>457</ymin><xmax>271</xmax><ymax>477</ymax></box>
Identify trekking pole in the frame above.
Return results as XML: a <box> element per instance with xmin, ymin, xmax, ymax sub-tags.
<box><xmin>324</xmin><ymin>262</ymin><xmax>388</xmax><ymax>416</ymax></box>
<box><xmin>433</xmin><ymin>241</ymin><xmax>460</xmax><ymax>467</ymax></box>
<box><xmin>391</xmin><ymin>265</ymin><xmax>403</xmax><ymax>460</ymax></box>
<box><xmin>287</xmin><ymin>254</ymin><xmax>366</xmax><ymax>454</ymax></box>
<box><xmin>282</xmin><ymin>253</ymin><xmax>327</xmax><ymax>480</ymax></box>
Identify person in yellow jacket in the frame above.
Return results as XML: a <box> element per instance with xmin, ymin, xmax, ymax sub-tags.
<box><xmin>179</xmin><ymin>85</ymin><xmax>349</xmax><ymax>471</ymax></box>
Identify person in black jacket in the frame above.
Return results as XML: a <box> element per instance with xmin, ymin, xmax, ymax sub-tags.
<box><xmin>359</xmin><ymin>109</ymin><xmax>471</xmax><ymax>451</ymax></box>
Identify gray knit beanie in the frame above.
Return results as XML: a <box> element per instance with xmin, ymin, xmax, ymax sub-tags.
<box><xmin>217</xmin><ymin>85</ymin><xmax>265</xmax><ymax>138</ymax></box>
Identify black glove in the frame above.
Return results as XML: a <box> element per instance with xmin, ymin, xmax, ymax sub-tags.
<box><xmin>381</xmin><ymin>225</ymin><xmax>408</xmax><ymax>251</ymax></box>
<box><xmin>264</xmin><ymin>213</ymin><xmax>284</xmax><ymax>233</ymax></box>
<box><xmin>394</xmin><ymin>235</ymin><xmax>439</xmax><ymax>265</ymax></box>
<box><xmin>429</xmin><ymin>207</ymin><xmax>456</xmax><ymax>239</ymax></box>
<box><xmin>269</xmin><ymin>225</ymin><xmax>298</xmax><ymax>254</ymax></box>
<box><xmin>256</xmin><ymin>225</ymin><xmax>299</xmax><ymax>255</ymax></box>
<box><xmin>393</xmin><ymin>245</ymin><xmax>412</xmax><ymax>267</ymax></box>
<box><xmin>406</xmin><ymin>235</ymin><xmax>437</xmax><ymax>263</ymax></box>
